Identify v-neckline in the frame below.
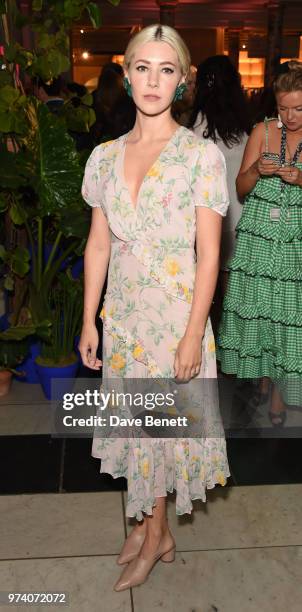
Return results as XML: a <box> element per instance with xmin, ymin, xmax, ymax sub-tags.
<box><xmin>121</xmin><ymin>125</ymin><xmax>183</xmax><ymax>211</ymax></box>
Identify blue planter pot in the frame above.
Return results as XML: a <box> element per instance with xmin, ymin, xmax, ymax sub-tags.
<box><xmin>0</xmin><ymin>313</ymin><xmax>9</xmax><ymax>331</ymax></box>
<box><xmin>71</xmin><ymin>257</ymin><xmax>83</xmax><ymax>279</ymax></box>
<box><xmin>29</xmin><ymin>243</ymin><xmax>83</xmax><ymax>277</ymax></box>
<box><xmin>35</xmin><ymin>355</ymin><xmax>80</xmax><ymax>400</ymax></box>
<box><xmin>29</xmin><ymin>243</ymin><xmax>68</xmax><ymax>276</ymax></box>
<box><xmin>74</xmin><ymin>334</ymin><xmax>81</xmax><ymax>359</ymax></box>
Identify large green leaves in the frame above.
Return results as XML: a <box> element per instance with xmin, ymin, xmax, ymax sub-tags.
<box><xmin>0</xmin><ymin>85</ymin><xmax>28</xmax><ymax>133</ymax></box>
<box><xmin>86</xmin><ymin>2</ymin><xmax>101</xmax><ymax>28</ymax></box>
<box><xmin>32</xmin><ymin>101</ymin><xmax>83</xmax><ymax>216</ymax></box>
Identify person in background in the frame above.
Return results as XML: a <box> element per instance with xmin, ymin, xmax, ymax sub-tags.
<box><xmin>188</xmin><ymin>55</ymin><xmax>251</xmax><ymax>300</ymax></box>
<box><xmin>34</xmin><ymin>76</ymin><xmax>65</xmax><ymax>114</ymax></box>
<box><xmin>217</xmin><ymin>61</ymin><xmax>302</xmax><ymax>426</ymax></box>
<box><xmin>172</xmin><ymin>64</ymin><xmax>197</xmax><ymax>126</ymax></box>
<box><xmin>91</xmin><ymin>61</ymin><xmax>135</xmax><ymax>144</ymax></box>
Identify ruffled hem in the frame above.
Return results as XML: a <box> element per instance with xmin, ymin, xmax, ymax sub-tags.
<box><xmin>92</xmin><ymin>437</ymin><xmax>230</xmax><ymax>520</ymax></box>
<box><xmin>235</xmin><ymin>216</ymin><xmax>302</xmax><ymax>243</ymax></box>
<box><xmin>250</xmin><ymin>180</ymin><xmax>302</xmax><ymax>205</ymax></box>
<box><xmin>216</xmin><ymin>347</ymin><xmax>302</xmax><ymax>405</ymax></box>
<box><xmin>222</xmin><ymin>295</ymin><xmax>302</xmax><ymax>326</ymax></box>
<box><xmin>228</xmin><ymin>255</ymin><xmax>302</xmax><ymax>282</ymax></box>
<box><xmin>217</xmin><ymin>334</ymin><xmax>302</xmax><ymax>373</ymax></box>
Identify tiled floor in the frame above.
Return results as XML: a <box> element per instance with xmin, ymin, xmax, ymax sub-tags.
<box><xmin>0</xmin><ymin>487</ymin><xmax>301</xmax><ymax>611</ymax></box>
<box><xmin>1</xmin><ymin>379</ymin><xmax>302</xmax><ymax>610</ymax></box>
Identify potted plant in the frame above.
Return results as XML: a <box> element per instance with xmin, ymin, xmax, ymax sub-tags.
<box><xmin>0</xmin><ymin>332</ymin><xmax>32</xmax><ymax>396</ymax></box>
<box><xmin>0</xmin><ymin>1</ymin><xmax>120</xmax><ymax>389</ymax></box>
<box><xmin>34</xmin><ymin>268</ymin><xmax>84</xmax><ymax>399</ymax></box>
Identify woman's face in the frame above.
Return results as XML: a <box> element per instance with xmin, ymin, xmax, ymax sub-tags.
<box><xmin>125</xmin><ymin>40</ymin><xmax>184</xmax><ymax>115</ymax></box>
<box><xmin>277</xmin><ymin>90</ymin><xmax>302</xmax><ymax>131</ymax></box>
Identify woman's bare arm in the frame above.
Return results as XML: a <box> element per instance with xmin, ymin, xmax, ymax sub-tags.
<box><xmin>185</xmin><ymin>207</ymin><xmax>222</xmax><ymax>338</ymax></box>
<box><xmin>236</xmin><ymin>122</ymin><xmax>281</xmax><ymax>199</ymax></box>
<box><xmin>174</xmin><ymin>207</ymin><xmax>222</xmax><ymax>381</ymax></box>
<box><xmin>236</xmin><ymin>123</ymin><xmax>263</xmax><ymax>199</ymax></box>
<box><xmin>79</xmin><ymin>207</ymin><xmax>111</xmax><ymax>368</ymax></box>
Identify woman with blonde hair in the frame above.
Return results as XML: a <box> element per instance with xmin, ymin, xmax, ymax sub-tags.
<box><xmin>80</xmin><ymin>23</ymin><xmax>230</xmax><ymax>591</ymax></box>
<box><xmin>217</xmin><ymin>60</ymin><xmax>302</xmax><ymax>426</ymax></box>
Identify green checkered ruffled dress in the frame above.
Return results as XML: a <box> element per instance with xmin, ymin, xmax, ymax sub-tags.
<box><xmin>217</xmin><ymin>119</ymin><xmax>302</xmax><ymax>406</ymax></box>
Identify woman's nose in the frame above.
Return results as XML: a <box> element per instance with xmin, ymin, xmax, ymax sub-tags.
<box><xmin>148</xmin><ymin>70</ymin><xmax>159</xmax><ymax>88</ymax></box>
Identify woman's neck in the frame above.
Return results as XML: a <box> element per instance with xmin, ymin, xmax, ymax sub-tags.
<box><xmin>129</xmin><ymin>110</ymin><xmax>179</xmax><ymax>143</ymax></box>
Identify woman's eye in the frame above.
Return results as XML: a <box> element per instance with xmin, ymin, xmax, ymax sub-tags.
<box><xmin>162</xmin><ymin>67</ymin><xmax>174</xmax><ymax>74</ymax></box>
<box><xmin>136</xmin><ymin>65</ymin><xmax>147</xmax><ymax>71</ymax></box>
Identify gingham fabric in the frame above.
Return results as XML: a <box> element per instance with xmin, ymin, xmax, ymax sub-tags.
<box><xmin>217</xmin><ymin>129</ymin><xmax>302</xmax><ymax>406</ymax></box>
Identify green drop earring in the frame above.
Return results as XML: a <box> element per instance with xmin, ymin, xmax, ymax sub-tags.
<box><xmin>123</xmin><ymin>77</ymin><xmax>132</xmax><ymax>98</ymax></box>
<box><xmin>173</xmin><ymin>83</ymin><xmax>187</xmax><ymax>102</ymax></box>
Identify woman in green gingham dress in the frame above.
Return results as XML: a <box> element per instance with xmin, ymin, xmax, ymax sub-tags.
<box><xmin>217</xmin><ymin>62</ymin><xmax>302</xmax><ymax>425</ymax></box>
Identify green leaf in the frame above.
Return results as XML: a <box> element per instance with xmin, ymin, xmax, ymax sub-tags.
<box><xmin>38</xmin><ymin>33</ymin><xmax>52</xmax><ymax>49</ymax></box>
<box><xmin>4</xmin><ymin>43</ymin><xmax>17</xmax><ymax>63</ymax></box>
<box><xmin>30</xmin><ymin>102</ymin><xmax>84</xmax><ymax>219</ymax></box>
<box><xmin>0</xmin><ymin>321</ymin><xmax>49</xmax><ymax>341</ymax></box>
<box><xmin>0</xmin><ymin>196</ymin><xmax>8</xmax><ymax>212</ymax></box>
<box><xmin>0</xmin><ymin>85</ymin><xmax>19</xmax><ymax>106</ymax></box>
<box><xmin>10</xmin><ymin>203</ymin><xmax>28</xmax><ymax>225</ymax></box>
<box><xmin>0</xmin><ymin>112</ymin><xmax>13</xmax><ymax>132</ymax></box>
<box><xmin>4</xmin><ymin>275</ymin><xmax>14</xmax><ymax>290</ymax></box>
<box><xmin>0</xmin><ymin>148</ymin><xmax>31</xmax><ymax>189</ymax></box>
<box><xmin>81</xmin><ymin>93</ymin><xmax>93</xmax><ymax>106</ymax></box>
<box><xmin>59</xmin><ymin>207</ymin><xmax>90</xmax><ymax>238</ymax></box>
<box><xmin>107</xmin><ymin>0</ymin><xmax>120</xmax><ymax>5</ymax></box>
<box><xmin>12</xmin><ymin>257</ymin><xmax>30</xmax><ymax>276</ymax></box>
<box><xmin>0</xmin><ymin>70</ymin><xmax>14</xmax><ymax>88</ymax></box>
<box><xmin>86</xmin><ymin>2</ymin><xmax>101</xmax><ymax>28</ymax></box>
<box><xmin>32</xmin><ymin>0</ymin><xmax>43</xmax><ymax>10</ymax></box>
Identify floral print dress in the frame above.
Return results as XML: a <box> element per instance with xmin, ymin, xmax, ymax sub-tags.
<box><xmin>81</xmin><ymin>125</ymin><xmax>231</xmax><ymax>520</ymax></box>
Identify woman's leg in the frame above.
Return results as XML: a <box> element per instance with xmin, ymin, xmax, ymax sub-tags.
<box><xmin>259</xmin><ymin>376</ymin><xmax>271</xmax><ymax>395</ymax></box>
<box><xmin>114</xmin><ymin>497</ymin><xmax>175</xmax><ymax>591</ymax></box>
<box><xmin>139</xmin><ymin>497</ymin><xmax>174</xmax><ymax>558</ymax></box>
<box><xmin>269</xmin><ymin>384</ymin><xmax>287</xmax><ymax>425</ymax></box>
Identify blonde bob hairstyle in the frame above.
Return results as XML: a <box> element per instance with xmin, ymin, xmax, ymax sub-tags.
<box><xmin>123</xmin><ymin>24</ymin><xmax>191</xmax><ymax>80</ymax></box>
<box><xmin>273</xmin><ymin>60</ymin><xmax>302</xmax><ymax>95</ymax></box>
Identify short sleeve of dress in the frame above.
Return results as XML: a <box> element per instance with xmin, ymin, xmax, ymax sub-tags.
<box><xmin>191</xmin><ymin>140</ymin><xmax>229</xmax><ymax>217</ymax></box>
<box><xmin>81</xmin><ymin>145</ymin><xmax>105</xmax><ymax>210</ymax></box>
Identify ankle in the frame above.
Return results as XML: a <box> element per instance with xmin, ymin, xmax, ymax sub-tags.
<box><xmin>147</xmin><ymin>522</ymin><xmax>170</xmax><ymax>539</ymax></box>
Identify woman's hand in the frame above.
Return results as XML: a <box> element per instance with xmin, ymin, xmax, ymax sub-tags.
<box><xmin>78</xmin><ymin>323</ymin><xmax>102</xmax><ymax>370</ymax></box>
<box><xmin>255</xmin><ymin>156</ymin><xmax>280</xmax><ymax>176</ymax></box>
<box><xmin>275</xmin><ymin>165</ymin><xmax>302</xmax><ymax>185</ymax></box>
<box><xmin>173</xmin><ymin>333</ymin><xmax>202</xmax><ymax>382</ymax></box>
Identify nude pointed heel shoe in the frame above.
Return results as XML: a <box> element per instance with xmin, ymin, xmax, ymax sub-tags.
<box><xmin>114</xmin><ymin>539</ymin><xmax>176</xmax><ymax>591</ymax></box>
<box><xmin>160</xmin><ymin>546</ymin><xmax>176</xmax><ymax>562</ymax></box>
<box><xmin>116</xmin><ymin>529</ymin><xmax>146</xmax><ymax>565</ymax></box>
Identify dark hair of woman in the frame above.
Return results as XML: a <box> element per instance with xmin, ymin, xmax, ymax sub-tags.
<box><xmin>188</xmin><ymin>55</ymin><xmax>251</xmax><ymax>147</ymax></box>
<box><xmin>91</xmin><ymin>62</ymin><xmax>135</xmax><ymax>143</ymax></box>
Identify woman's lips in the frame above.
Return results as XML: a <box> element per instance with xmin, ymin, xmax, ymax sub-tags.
<box><xmin>143</xmin><ymin>95</ymin><xmax>160</xmax><ymax>101</ymax></box>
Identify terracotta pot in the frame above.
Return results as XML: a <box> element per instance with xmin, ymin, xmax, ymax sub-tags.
<box><xmin>0</xmin><ymin>370</ymin><xmax>13</xmax><ymax>397</ymax></box>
